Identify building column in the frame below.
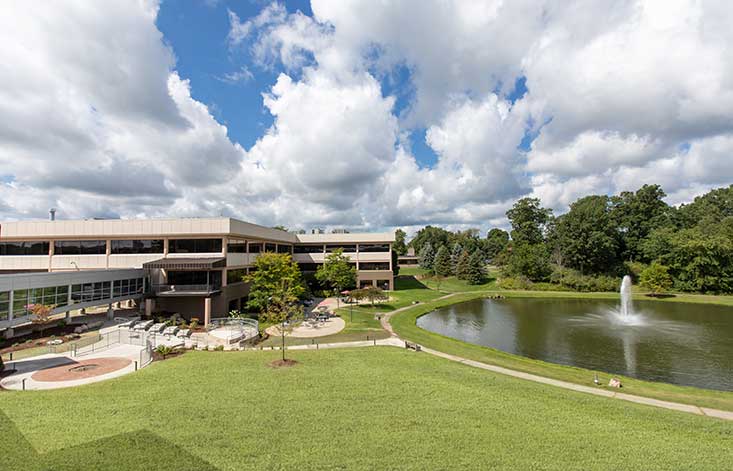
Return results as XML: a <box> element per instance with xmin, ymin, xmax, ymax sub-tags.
<box><xmin>107</xmin><ymin>303</ymin><xmax>114</xmax><ymax>320</ymax></box>
<box><xmin>145</xmin><ymin>299</ymin><xmax>153</xmax><ymax>318</ymax></box>
<box><xmin>204</xmin><ymin>297</ymin><xmax>212</xmax><ymax>326</ymax></box>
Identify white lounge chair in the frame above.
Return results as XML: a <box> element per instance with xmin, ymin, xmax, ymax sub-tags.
<box><xmin>133</xmin><ymin>320</ymin><xmax>154</xmax><ymax>331</ymax></box>
<box><xmin>162</xmin><ymin>325</ymin><xmax>179</xmax><ymax>336</ymax></box>
<box><xmin>149</xmin><ymin>323</ymin><xmax>166</xmax><ymax>333</ymax></box>
<box><xmin>176</xmin><ymin>328</ymin><xmax>191</xmax><ymax>338</ymax></box>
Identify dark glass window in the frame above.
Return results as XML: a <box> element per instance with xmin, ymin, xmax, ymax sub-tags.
<box><xmin>326</xmin><ymin>245</ymin><xmax>357</xmax><ymax>253</ymax></box>
<box><xmin>277</xmin><ymin>245</ymin><xmax>292</xmax><ymax>254</ymax></box>
<box><xmin>111</xmin><ymin>239</ymin><xmax>163</xmax><ymax>254</ymax></box>
<box><xmin>54</xmin><ymin>240</ymin><xmax>106</xmax><ymax>255</ymax></box>
<box><xmin>0</xmin><ymin>241</ymin><xmax>50</xmax><ymax>255</ymax></box>
<box><xmin>298</xmin><ymin>263</ymin><xmax>321</xmax><ymax>272</ymax></box>
<box><xmin>264</xmin><ymin>243</ymin><xmax>276</xmax><ymax>252</ymax></box>
<box><xmin>0</xmin><ymin>291</ymin><xmax>9</xmax><ymax>320</ymax></box>
<box><xmin>248</xmin><ymin>243</ymin><xmax>262</xmax><ymax>253</ymax></box>
<box><xmin>169</xmin><ymin>238</ymin><xmax>222</xmax><ymax>253</ymax></box>
<box><xmin>359</xmin><ymin>262</ymin><xmax>390</xmax><ymax>271</ymax></box>
<box><xmin>358</xmin><ymin>243</ymin><xmax>390</xmax><ymax>252</ymax></box>
<box><xmin>227</xmin><ymin>240</ymin><xmax>247</xmax><ymax>253</ymax></box>
<box><xmin>294</xmin><ymin>245</ymin><xmax>324</xmax><ymax>254</ymax></box>
<box><xmin>227</xmin><ymin>268</ymin><xmax>248</xmax><ymax>284</ymax></box>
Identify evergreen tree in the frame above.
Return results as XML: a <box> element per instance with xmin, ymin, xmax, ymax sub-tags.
<box><xmin>450</xmin><ymin>243</ymin><xmax>463</xmax><ymax>274</ymax></box>
<box><xmin>455</xmin><ymin>250</ymin><xmax>470</xmax><ymax>280</ymax></box>
<box><xmin>434</xmin><ymin>246</ymin><xmax>452</xmax><ymax>277</ymax></box>
<box><xmin>418</xmin><ymin>242</ymin><xmax>436</xmax><ymax>271</ymax></box>
<box><xmin>466</xmin><ymin>250</ymin><xmax>485</xmax><ymax>285</ymax></box>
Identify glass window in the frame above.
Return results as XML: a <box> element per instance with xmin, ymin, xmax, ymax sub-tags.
<box><xmin>0</xmin><ymin>241</ymin><xmax>50</xmax><ymax>255</ymax></box>
<box><xmin>358</xmin><ymin>243</ymin><xmax>390</xmax><ymax>252</ymax></box>
<box><xmin>264</xmin><ymin>243</ymin><xmax>276</xmax><ymax>252</ymax></box>
<box><xmin>13</xmin><ymin>289</ymin><xmax>29</xmax><ymax>317</ymax></box>
<box><xmin>0</xmin><ymin>291</ymin><xmax>9</xmax><ymax>321</ymax></box>
<box><xmin>359</xmin><ymin>262</ymin><xmax>390</xmax><ymax>271</ymax></box>
<box><xmin>227</xmin><ymin>240</ymin><xmax>247</xmax><ymax>253</ymax></box>
<box><xmin>298</xmin><ymin>263</ymin><xmax>321</xmax><ymax>272</ymax></box>
<box><xmin>277</xmin><ymin>245</ymin><xmax>291</xmax><ymax>254</ymax></box>
<box><xmin>294</xmin><ymin>245</ymin><xmax>324</xmax><ymax>254</ymax></box>
<box><xmin>54</xmin><ymin>240</ymin><xmax>106</xmax><ymax>255</ymax></box>
<box><xmin>111</xmin><ymin>239</ymin><xmax>164</xmax><ymax>254</ymax></box>
<box><xmin>169</xmin><ymin>239</ymin><xmax>222</xmax><ymax>253</ymax></box>
<box><xmin>326</xmin><ymin>245</ymin><xmax>357</xmax><ymax>253</ymax></box>
<box><xmin>248</xmin><ymin>243</ymin><xmax>262</xmax><ymax>253</ymax></box>
<box><xmin>227</xmin><ymin>269</ymin><xmax>248</xmax><ymax>284</ymax></box>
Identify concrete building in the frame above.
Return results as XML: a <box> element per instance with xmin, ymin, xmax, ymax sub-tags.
<box><xmin>0</xmin><ymin>217</ymin><xmax>395</xmax><ymax>333</ymax></box>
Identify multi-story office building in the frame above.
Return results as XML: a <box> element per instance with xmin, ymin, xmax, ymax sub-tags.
<box><xmin>0</xmin><ymin>217</ymin><xmax>395</xmax><ymax>334</ymax></box>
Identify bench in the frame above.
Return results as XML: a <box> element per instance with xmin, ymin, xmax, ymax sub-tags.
<box><xmin>405</xmin><ymin>341</ymin><xmax>422</xmax><ymax>352</ymax></box>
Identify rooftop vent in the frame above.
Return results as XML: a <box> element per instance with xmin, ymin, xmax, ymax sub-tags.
<box><xmin>49</xmin><ymin>208</ymin><xmax>56</xmax><ymax>221</ymax></box>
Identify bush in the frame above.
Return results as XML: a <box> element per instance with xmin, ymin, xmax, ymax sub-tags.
<box><xmin>550</xmin><ymin>267</ymin><xmax>618</xmax><ymax>292</ymax></box>
<box><xmin>190</xmin><ymin>318</ymin><xmax>200</xmax><ymax>330</ymax></box>
<box><xmin>497</xmin><ymin>276</ymin><xmax>534</xmax><ymax>290</ymax></box>
<box><xmin>155</xmin><ymin>345</ymin><xmax>173</xmax><ymax>359</ymax></box>
<box><xmin>213</xmin><ymin>345</ymin><xmax>224</xmax><ymax>352</ymax></box>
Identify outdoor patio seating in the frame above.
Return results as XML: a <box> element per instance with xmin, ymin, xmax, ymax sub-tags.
<box><xmin>149</xmin><ymin>323</ymin><xmax>166</xmax><ymax>333</ymax></box>
<box><xmin>162</xmin><ymin>325</ymin><xmax>179</xmax><ymax>336</ymax></box>
<box><xmin>176</xmin><ymin>329</ymin><xmax>191</xmax><ymax>338</ymax></box>
<box><xmin>133</xmin><ymin>320</ymin><xmax>153</xmax><ymax>331</ymax></box>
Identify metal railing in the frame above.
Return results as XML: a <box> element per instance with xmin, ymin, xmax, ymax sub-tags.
<box><xmin>152</xmin><ymin>284</ymin><xmax>220</xmax><ymax>294</ymax></box>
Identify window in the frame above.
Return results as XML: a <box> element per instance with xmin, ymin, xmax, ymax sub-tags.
<box><xmin>0</xmin><ymin>241</ymin><xmax>50</xmax><ymax>255</ymax></box>
<box><xmin>294</xmin><ymin>245</ymin><xmax>324</xmax><ymax>254</ymax></box>
<box><xmin>227</xmin><ymin>240</ymin><xmax>247</xmax><ymax>253</ymax></box>
<box><xmin>359</xmin><ymin>262</ymin><xmax>390</xmax><ymax>271</ymax></box>
<box><xmin>169</xmin><ymin>238</ymin><xmax>222</xmax><ymax>253</ymax></box>
<box><xmin>358</xmin><ymin>243</ymin><xmax>390</xmax><ymax>252</ymax></box>
<box><xmin>227</xmin><ymin>268</ymin><xmax>248</xmax><ymax>284</ymax></box>
<box><xmin>111</xmin><ymin>239</ymin><xmax>163</xmax><ymax>254</ymax></box>
<box><xmin>277</xmin><ymin>244</ymin><xmax>292</xmax><ymax>254</ymax></box>
<box><xmin>326</xmin><ymin>245</ymin><xmax>357</xmax><ymax>253</ymax></box>
<box><xmin>113</xmin><ymin>278</ymin><xmax>144</xmax><ymax>297</ymax></box>
<box><xmin>377</xmin><ymin>280</ymin><xmax>391</xmax><ymax>290</ymax></box>
<box><xmin>248</xmin><ymin>243</ymin><xmax>262</xmax><ymax>253</ymax></box>
<box><xmin>71</xmin><ymin>282</ymin><xmax>111</xmax><ymax>303</ymax></box>
<box><xmin>264</xmin><ymin>243</ymin><xmax>276</xmax><ymax>252</ymax></box>
<box><xmin>0</xmin><ymin>291</ymin><xmax>9</xmax><ymax>320</ymax></box>
<box><xmin>12</xmin><ymin>289</ymin><xmax>29</xmax><ymax>317</ymax></box>
<box><xmin>54</xmin><ymin>240</ymin><xmax>106</xmax><ymax>255</ymax></box>
<box><xmin>298</xmin><ymin>263</ymin><xmax>321</xmax><ymax>272</ymax></box>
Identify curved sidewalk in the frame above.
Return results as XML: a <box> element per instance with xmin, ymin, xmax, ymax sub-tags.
<box><xmin>380</xmin><ymin>298</ymin><xmax>733</xmax><ymax>421</ymax></box>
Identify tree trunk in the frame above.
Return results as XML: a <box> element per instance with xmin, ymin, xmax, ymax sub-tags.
<box><xmin>281</xmin><ymin>321</ymin><xmax>286</xmax><ymax>361</ymax></box>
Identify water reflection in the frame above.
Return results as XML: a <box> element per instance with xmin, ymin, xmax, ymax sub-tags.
<box><xmin>417</xmin><ymin>298</ymin><xmax>733</xmax><ymax>391</ymax></box>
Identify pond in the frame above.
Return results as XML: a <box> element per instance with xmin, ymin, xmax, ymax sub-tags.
<box><xmin>417</xmin><ymin>297</ymin><xmax>733</xmax><ymax>391</ymax></box>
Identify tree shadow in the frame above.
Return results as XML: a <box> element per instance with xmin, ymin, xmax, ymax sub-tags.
<box><xmin>394</xmin><ymin>276</ymin><xmax>429</xmax><ymax>290</ymax></box>
<box><xmin>0</xmin><ymin>411</ymin><xmax>219</xmax><ymax>471</ymax></box>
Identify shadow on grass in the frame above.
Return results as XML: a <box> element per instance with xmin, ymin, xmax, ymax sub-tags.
<box><xmin>0</xmin><ymin>411</ymin><xmax>218</xmax><ymax>471</ymax></box>
<box><xmin>394</xmin><ymin>276</ymin><xmax>430</xmax><ymax>290</ymax></box>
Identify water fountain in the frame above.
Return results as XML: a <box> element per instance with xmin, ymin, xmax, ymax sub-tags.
<box><xmin>619</xmin><ymin>275</ymin><xmax>633</xmax><ymax>319</ymax></box>
<box><xmin>609</xmin><ymin>275</ymin><xmax>645</xmax><ymax>326</ymax></box>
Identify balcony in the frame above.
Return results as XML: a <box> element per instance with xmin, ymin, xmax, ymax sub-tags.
<box><xmin>152</xmin><ymin>284</ymin><xmax>221</xmax><ymax>296</ymax></box>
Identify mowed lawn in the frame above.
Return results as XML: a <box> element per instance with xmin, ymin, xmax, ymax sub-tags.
<box><xmin>1</xmin><ymin>349</ymin><xmax>731</xmax><ymax>470</ymax></box>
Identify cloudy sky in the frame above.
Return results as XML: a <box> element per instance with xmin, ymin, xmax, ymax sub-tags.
<box><xmin>1</xmin><ymin>1</ymin><xmax>731</xmax><ymax>233</ymax></box>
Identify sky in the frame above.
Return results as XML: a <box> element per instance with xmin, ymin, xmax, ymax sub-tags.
<box><xmin>0</xmin><ymin>0</ymin><xmax>732</xmax><ymax>234</ymax></box>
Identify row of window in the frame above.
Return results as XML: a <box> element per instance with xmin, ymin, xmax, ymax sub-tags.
<box><xmin>297</xmin><ymin>262</ymin><xmax>389</xmax><ymax>271</ymax></box>
<box><xmin>0</xmin><ymin>278</ymin><xmax>144</xmax><ymax>320</ymax></box>
<box><xmin>293</xmin><ymin>244</ymin><xmax>390</xmax><ymax>254</ymax></box>
<box><xmin>0</xmin><ymin>241</ymin><xmax>50</xmax><ymax>256</ymax></box>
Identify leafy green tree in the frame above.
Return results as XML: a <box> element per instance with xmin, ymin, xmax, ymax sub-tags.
<box><xmin>676</xmin><ymin>184</ymin><xmax>733</xmax><ymax>228</ymax></box>
<box><xmin>393</xmin><ymin>229</ymin><xmax>408</xmax><ymax>256</ymax></box>
<box><xmin>391</xmin><ymin>250</ymin><xmax>400</xmax><ymax>276</ymax></box>
<box><xmin>450</xmin><ymin>229</ymin><xmax>483</xmax><ymax>255</ymax></box>
<box><xmin>259</xmin><ymin>281</ymin><xmax>304</xmax><ymax>361</ymax></box>
<box><xmin>418</xmin><ymin>242</ymin><xmax>436</xmax><ymax>271</ymax></box>
<box><xmin>610</xmin><ymin>184</ymin><xmax>671</xmax><ymax>262</ymax></box>
<box><xmin>555</xmin><ymin>195</ymin><xmax>619</xmax><ymax>274</ymax></box>
<box><xmin>433</xmin><ymin>246</ymin><xmax>452</xmax><ymax>277</ymax></box>
<box><xmin>663</xmin><ymin>227</ymin><xmax>733</xmax><ymax>293</ymax></box>
<box><xmin>639</xmin><ymin>262</ymin><xmax>673</xmax><ymax>295</ymax></box>
<box><xmin>506</xmin><ymin>197</ymin><xmax>552</xmax><ymax>245</ymax></box>
<box><xmin>485</xmin><ymin>228</ymin><xmax>509</xmax><ymax>260</ymax></box>
<box><xmin>410</xmin><ymin>226</ymin><xmax>452</xmax><ymax>254</ymax></box>
<box><xmin>246</xmin><ymin>252</ymin><xmax>304</xmax><ymax>312</ymax></box>
<box><xmin>466</xmin><ymin>251</ymin><xmax>485</xmax><ymax>285</ymax></box>
<box><xmin>455</xmin><ymin>250</ymin><xmax>470</xmax><ymax>280</ymax></box>
<box><xmin>450</xmin><ymin>243</ymin><xmax>463</xmax><ymax>274</ymax></box>
<box><xmin>505</xmin><ymin>243</ymin><xmax>552</xmax><ymax>281</ymax></box>
<box><xmin>315</xmin><ymin>249</ymin><xmax>356</xmax><ymax>298</ymax></box>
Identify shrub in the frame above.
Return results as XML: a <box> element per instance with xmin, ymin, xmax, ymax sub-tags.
<box><xmin>550</xmin><ymin>267</ymin><xmax>618</xmax><ymax>292</ymax></box>
<box><xmin>640</xmin><ymin>262</ymin><xmax>673</xmax><ymax>295</ymax></box>
<box><xmin>213</xmin><ymin>345</ymin><xmax>224</xmax><ymax>352</ymax></box>
<box><xmin>497</xmin><ymin>276</ymin><xmax>534</xmax><ymax>290</ymax></box>
<box><xmin>155</xmin><ymin>345</ymin><xmax>173</xmax><ymax>359</ymax></box>
<box><xmin>190</xmin><ymin>318</ymin><xmax>200</xmax><ymax>330</ymax></box>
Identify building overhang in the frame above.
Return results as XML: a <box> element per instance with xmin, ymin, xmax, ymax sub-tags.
<box><xmin>143</xmin><ymin>257</ymin><xmax>226</xmax><ymax>270</ymax></box>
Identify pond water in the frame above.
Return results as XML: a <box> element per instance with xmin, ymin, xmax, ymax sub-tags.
<box><xmin>417</xmin><ymin>297</ymin><xmax>733</xmax><ymax>391</ymax></box>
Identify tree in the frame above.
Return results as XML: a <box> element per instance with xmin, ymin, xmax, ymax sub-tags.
<box><xmin>355</xmin><ymin>285</ymin><xmax>387</xmax><ymax>306</ymax></box>
<box><xmin>639</xmin><ymin>262</ymin><xmax>673</xmax><ymax>295</ymax></box>
<box><xmin>29</xmin><ymin>303</ymin><xmax>55</xmax><ymax>338</ymax></box>
<box><xmin>610</xmin><ymin>184</ymin><xmax>671</xmax><ymax>262</ymax></box>
<box><xmin>418</xmin><ymin>242</ymin><xmax>436</xmax><ymax>271</ymax></box>
<box><xmin>455</xmin><ymin>250</ymin><xmax>470</xmax><ymax>280</ymax></box>
<box><xmin>271</xmin><ymin>225</ymin><xmax>288</xmax><ymax>232</ymax></box>
<box><xmin>391</xmin><ymin>250</ymin><xmax>400</xmax><ymax>277</ymax></box>
<box><xmin>450</xmin><ymin>243</ymin><xmax>463</xmax><ymax>274</ymax></box>
<box><xmin>433</xmin><ymin>246</ymin><xmax>452</xmax><ymax>277</ymax></box>
<box><xmin>393</xmin><ymin>229</ymin><xmax>408</xmax><ymax>256</ymax></box>
<box><xmin>259</xmin><ymin>281</ymin><xmax>304</xmax><ymax>361</ymax></box>
<box><xmin>246</xmin><ymin>252</ymin><xmax>304</xmax><ymax>312</ymax></box>
<box><xmin>466</xmin><ymin>251</ymin><xmax>485</xmax><ymax>285</ymax></box>
<box><xmin>506</xmin><ymin>197</ymin><xmax>552</xmax><ymax>245</ymax></box>
<box><xmin>484</xmin><ymin>228</ymin><xmax>509</xmax><ymax>260</ymax></box>
<box><xmin>316</xmin><ymin>249</ymin><xmax>356</xmax><ymax>306</ymax></box>
<box><xmin>409</xmin><ymin>226</ymin><xmax>452</xmax><ymax>254</ymax></box>
<box><xmin>505</xmin><ymin>243</ymin><xmax>552</xmax><ymax>281</ymax></box>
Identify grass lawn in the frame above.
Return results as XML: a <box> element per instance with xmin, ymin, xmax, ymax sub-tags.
<box><xmin>2</xmin><ymin>348</ymin><xmax>731</xmax><ymax>470</ymax></box>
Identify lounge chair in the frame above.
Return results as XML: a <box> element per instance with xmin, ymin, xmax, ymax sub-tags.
<box><xmin>133</xmin><ymin>320</ymin><xmax>154</xmax><ymax>331</ymax></box>
<box><xmin>162</xmin><ymin>325</ymin><xmax>179</xmax><ymax>336</ymax></box>
<box><xmin>176</xmin><ymin>329</ymin><xmax>191</xmax><ymax>338</ymax></box>
<box><xmin>149</xmin><ymin>323</ymin><xmax>166</xmax><ymax>333</ymax></box>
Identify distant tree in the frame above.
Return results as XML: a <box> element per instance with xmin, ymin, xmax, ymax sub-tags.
<box><xmin>450</xmin><ymin>243</ymin><xmax>463</xmax><ymax>274</ymax></box>
<box><xmin>418</xmin><ymin>242</ymin><xmax>436</xmax><ymax>271</ymax></box>
<box><xmin>639</xmin><ymin>262</ymin><xmax>673</xmax><ymax>295</ymax></box>
<box><xmin>433</xmin><ymin>246</ymin><xmax>452</xmax><ymax>277</ymax></box>
<box><xmin>466</xmin><ymin>251</ymin><xmax>486</xmax><ymax>285</ymax></box>
<box><xmin>246</xmin><ymin>253</ymin><xmax>304</xmax><ymax>312</ymax></box>
<box><xmin>676</xmin><ymin>184</ymin><xmax>733</xmax><ymax>228</ymax></box>
<box><xmin>505</xmin><ymin>243</ymin><xmax>552</xmax><ymax>281</ymax></box>
<box><xmin>393</xmin><ymin>229</ymin><xmax>408</xmax><ymax>256</ymax></box>
<box><xmin>450</xmin><ymin>229</ymin><xmax>482</xmax><ymax>255</ymax></box>
<box><xmin>410</xmin><ymin>226</ymin><xmax>452</xmax><ymax>254</ymax></box>
<box><xmin>357</xmin><ymin>286</ymin><xmax>388</xmax><ymax>306</ymax></box>
<box><xmin>271</xmin><ymin>225</ymin><xmax>288</xmax><ymax>232</ymax></box>
<box><xmin>485</xmin><ymin>228</ymin><xmax>509</xmax><ymax>260</ymax></box>
<box><xmin>610</xmin><ymin>184</ymin><xmax>671</xmax><ymax>262</ymax></box>
<box><xmin>455</xmin><ymin>250</ymin><xmax>470</xmax><ymax>280</ymax></box>
<box><xmin>506</xmin><ymin>197</ymin><xmax>553</xmax><ymax>245</ymax></box>
<box><xmin>259</xmin><ymin>281</ymin><xmax>304</xmax><ymax>361</ymax></box>
<box><xmin>316</xmin><ymin>249</ymin><xmax>357</xmax><ymax>304</ymax></box>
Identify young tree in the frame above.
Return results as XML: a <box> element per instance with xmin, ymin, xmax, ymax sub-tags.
<box><xmin>466</xmin><ymin>251</ymin><xmax>486</xmax><ymax>285</ymax></box>
<box><xmin>418</xmin><ymin>242</ymin><xmax>436</xmax><ymax>271</ymax></box>
<box><xmin>639</xmin><ymin>262</ymin><xmax>673</xmax><ymax>295</ymax></box>
<box><xmin>29</xmin><ymin>303</ymin><xmax>55</xmax><ymax>338</ymax></box>
<box><xmin>506</xmin><ymin>197</ymin><xmax>552</xmax><ymax>245</ymax></box>
<box><xmin>485</xmin><ymin>228</ymin><xmax>510</xmax><ymax>260</ymax></box>
<box><xmin>455</xmin><ymin>250</ymin><xmax>470</xmax><ymax>280</ymax></box>
<box><xmin>360</xmin><ymin>285</ymin><xmax>387</xmax><ymax>306</ymax></box>
<box><xmin>450</xmin><ymin>243</ymin><xmax>463</xmax><ymax>274</ymax></box>
<box><xmin>315</xmin><ymin>248</ymin><xmax>356</xmax><ymax>306</ymax></box>
<box><xmin>259</xmin><ymin>281</ymin><xmax>304</xmax><ymax>361</ymax></box>
<box><xmin>433</xmin><ymin>246</ymin><xmax>452</xmax><ymax>277</ymax></box>
<box><xmin>393</xmin><ymin>229</ymin><xmax>408</xmax><ymax>256</ymax></box>
<box><xmin>246</xmin><ymin>252</ymin><xmax>304</xmax><ymax>312</ymax></box>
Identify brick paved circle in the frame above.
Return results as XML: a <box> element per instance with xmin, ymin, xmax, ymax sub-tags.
<box><xmin>31</xmin><ymin>358</ymin><xmax>132</xmax><ymax>382</ymax></box>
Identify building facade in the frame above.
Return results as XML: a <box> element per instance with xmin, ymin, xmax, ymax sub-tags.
<box><xmin>0</xmin><ymin>218</ymin><xmax>395</xmax><ymax>329</ymax></box>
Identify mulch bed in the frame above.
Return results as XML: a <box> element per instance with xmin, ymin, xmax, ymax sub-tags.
<box><xmin>152</xmin><ymin>350</ymin><xmax>185</xmax><ymax>362</ymax></box>
<box><xmin>268</xmin><ymin>359</ymin><xmax>299</xmax><ymax>368</ymax></box>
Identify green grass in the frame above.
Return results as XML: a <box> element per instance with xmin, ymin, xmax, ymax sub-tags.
<box><xmin>2</xmin><ymin>349</ymin><xmax>731</xmax><ymax>470</ymax></box>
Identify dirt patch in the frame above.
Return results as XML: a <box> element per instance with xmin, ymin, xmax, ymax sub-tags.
<box><xmin>31</xmin><ymin>357</ymin><xmax>131</xmax><ymax>382</ymax></box>
<box><xmin>268</xmin><ymin>358</ymin><xmax>299</xmax><ymax>368</ymax></box>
